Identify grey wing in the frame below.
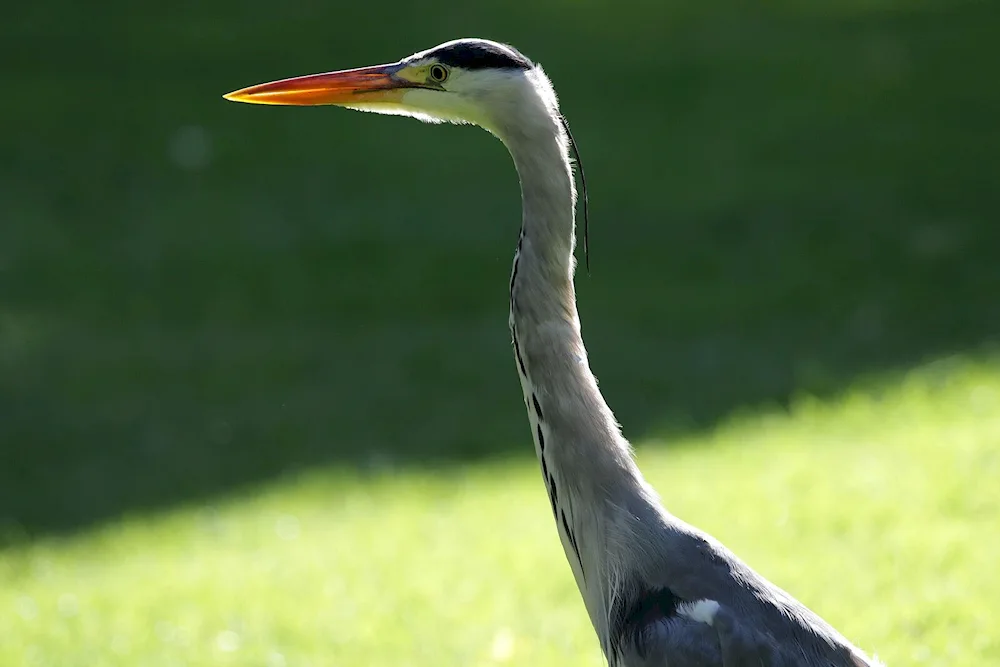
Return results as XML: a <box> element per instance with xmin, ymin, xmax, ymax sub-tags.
<box><xmin>607</xmin><ymin>505</ymin><xmax>878</xmax><ymax>667</ymax></box>
<box><xmin>617</xmin><ymin>616</ymin><xmax>724</xmax><ymax>667</ymax></box>
<box><xmin>615</xmin><ymin>602</ymin><xmax>810</xmax><ymax>667</ymax></box>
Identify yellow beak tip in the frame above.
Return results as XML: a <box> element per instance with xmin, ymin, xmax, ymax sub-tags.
<box><xmin>222</xmin><ymin>63</ymin><xmax>406</xmax><ymax>108</ymax></box>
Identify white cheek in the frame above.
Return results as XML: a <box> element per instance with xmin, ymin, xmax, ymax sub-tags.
<box><xmin>342</xmin><ymin>102</ymin><xmax>445</xmax><ymax>124</ymax></box>
<box><xmin>399</xmin><ymin>89</ymin><xmax>491</xmax><ymax>129</ymax></box>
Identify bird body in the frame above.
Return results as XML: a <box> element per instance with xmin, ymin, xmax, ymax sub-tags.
<box><xmin>226</xmin><ymin>38</ymin><xmax>884</xmax><ymax>667</ymax></box>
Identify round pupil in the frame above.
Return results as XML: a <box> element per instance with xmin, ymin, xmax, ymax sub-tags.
<box><xmin>431</xmin><ymin>65</ymin><xmax>446</xmax><ymax>81</ymax></box>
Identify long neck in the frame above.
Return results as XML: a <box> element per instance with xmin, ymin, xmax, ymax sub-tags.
<box><xmin>501</xmin><ymin>102</ymin><xmax>644</xmax><ymax>609</ymax></box>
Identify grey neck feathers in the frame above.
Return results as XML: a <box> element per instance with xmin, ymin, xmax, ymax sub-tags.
<box><xmin>498</xmin><ymin>77</ymin><xmax>656</xmax><ymax>653</ymax></box>
<box><xmin>499</xmin><ymin>86</ymin><xmax>639</xmax><ymax>500</ymax></box>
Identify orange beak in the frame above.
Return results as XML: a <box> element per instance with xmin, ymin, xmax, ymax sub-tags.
<box><xmin>223</xmin><ymin>62</ymin><xmax>411</xmax><ymax>107</ymax></box>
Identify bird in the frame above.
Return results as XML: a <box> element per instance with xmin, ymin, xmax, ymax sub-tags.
<box><xmin>225</xmin><ymin>38</ymin><xmax>884</xmax><ymax>667</ymax></box>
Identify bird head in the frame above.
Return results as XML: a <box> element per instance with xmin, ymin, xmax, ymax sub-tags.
<box><xmin>224</xmin><ymin>38</ymin><xmax>555</xmax><ymax>136</ymax></box>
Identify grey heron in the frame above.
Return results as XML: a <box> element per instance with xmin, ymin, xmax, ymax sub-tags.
<box><xmin>225</xmin><ymin>38</ymin><xmax>884</xmax><ymax>667</ymax></box>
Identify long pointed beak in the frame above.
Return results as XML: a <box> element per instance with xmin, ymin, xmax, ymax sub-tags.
<box><xmin>223</xmin><ymin>62</ymin><xmax>408</xmax><ymax>106</ymax></box>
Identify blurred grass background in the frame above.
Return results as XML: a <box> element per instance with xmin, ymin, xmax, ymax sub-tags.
<box><xmin>1</xmin><ymin>0</ymin><xmax>999</xmax><ymax>664</ymax></box>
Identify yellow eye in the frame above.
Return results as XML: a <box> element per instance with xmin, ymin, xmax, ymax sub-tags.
<box><xmin>429</xmin><ymin>64</ymin><xmax>449</xmax><ymax>83</ymax></box>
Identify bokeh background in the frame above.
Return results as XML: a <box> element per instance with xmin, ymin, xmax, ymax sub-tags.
<box><xmin>2</xmin><ymin>0</ymin><xmax>998</xmax><ymax>665</ymax></box>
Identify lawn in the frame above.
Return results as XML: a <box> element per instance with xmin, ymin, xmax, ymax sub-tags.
<box><xmin>1</xmin><ymin>0</ymin><xmax>998</xmax><ymax>664</ymax></box>
<box><xmin>3</xmin><ymin>354</ymin><xmax>997</xmax><ymax>666</ymax></box>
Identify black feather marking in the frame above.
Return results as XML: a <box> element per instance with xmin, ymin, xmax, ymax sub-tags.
<box><xmin>535</xmin><ymin>424</ymin><xmax>545</xmax><ymax>451</ymax></box>
<box><xmin>560</xmin><ymin>114</ymin><xmax>590</xmax><ymax>274</ymax></box>
<box><xmin>509</xmin><ymin>257</ymin><xmax>519</xmax><ymax>297</ymax></box>
<box><xmin>429</xmin><ymin>39</ymin><xmax>533</xmax><ymax>71</ymax></box>
<box><xmin>609</xmin><ymin>584</ymin><xmax>683</xmax><ymax>659</ymax></box>
<box><xmin>512</xmin><ymin>333</ymin><xmax>527</xmax><ymax>377</ymax></box>
<box><xmin>560</xmin><ymin>509</ymin><xmax>584</xmax><ymax>577</ymax></box>
<box><xmin>547</xmin><ymin>474</ymin><xmax>557</xmax><ymax>516</ymax></box>
<box><xmin>510</xmin><ymin>227</ymin><xmax>524</xmax><ymax>299</ymax></box>
<box><xmin>570</xmin><ymin>531</ymin><xmax>582</xmax><ymax>568</ymax></box>
<box><xmin>531</xmin><ymin>393</ymin><xmax>544</xmax><ymax>421</ymax></box>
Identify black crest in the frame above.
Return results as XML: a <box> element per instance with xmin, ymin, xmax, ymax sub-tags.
<box><xmin>429</xmin><ymin>39</ymin><xmax>533</xmax><ymax>71</ymax></box>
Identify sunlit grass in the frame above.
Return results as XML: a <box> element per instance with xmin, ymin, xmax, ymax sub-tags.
<box><xmin>2</xmin><ymin>355</ymin><xmax>998</xmax><ymax>666</ymax></box>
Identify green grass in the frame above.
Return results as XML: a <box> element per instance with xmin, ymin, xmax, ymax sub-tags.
<box><xmin>3</xmin><ymin>354</ymin><xmax>998</xmax><ymax>666</ymax></box>
<box><xmin>1</xmin><ymin>0</ymin><xmax>998</xmax><ymax>663</ymax></box>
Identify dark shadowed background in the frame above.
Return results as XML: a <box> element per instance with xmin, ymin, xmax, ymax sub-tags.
<box><xmin>1</xmin><ymin>0</ymin><xmax>997</xmax><ymax>537</ymax></box>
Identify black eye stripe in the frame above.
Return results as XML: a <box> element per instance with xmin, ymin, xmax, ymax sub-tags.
<box><xmin>429</xmin><ymin>40</ymin><xmax>533</xmax><ymax>71</ymax></box>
